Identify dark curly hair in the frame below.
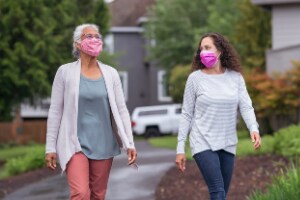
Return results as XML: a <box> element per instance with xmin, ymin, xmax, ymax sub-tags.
<box><xmin>192</xmin><ymin>32</ymin><xmax>242</xmax><ymax>73</ymax></box>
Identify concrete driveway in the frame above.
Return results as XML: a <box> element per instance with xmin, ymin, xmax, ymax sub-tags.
<box><xmin>4</xmin><ymin>140</ymin><xmax>176</xmax><ymax>200</ymax></box>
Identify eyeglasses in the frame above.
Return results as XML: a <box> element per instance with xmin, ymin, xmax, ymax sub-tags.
<box><xmin>82</xmin><ymin>33</ymin><xmax>102</xmax><ymax>40</ymax></box>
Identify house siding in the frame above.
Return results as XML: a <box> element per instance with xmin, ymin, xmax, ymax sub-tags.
<box><xmin>266</xmin><ymin>45</ymin><xmax>300</xmax><ymax>74</ymax></box>
<box><xmin>112</xmin><ymin>30</ymin><xmax>165</xmax><ymax>113</ymax></box>
<box><xmin>252</xmin><ymin>0</ymin><xmax>300</xmax><ymax>5</ymax></box>
<box><xmin>272</xmin><ymin>4</ymin><xmax>300</xmax><ymax>49</ymax></box>
<box><xmin>113</xmin><ymin>32</ymin><xmax>147</xmax><ymax>112</ymax></box>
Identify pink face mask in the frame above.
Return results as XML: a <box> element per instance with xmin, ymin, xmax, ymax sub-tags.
<box><xmin>80</xmin><ymin>37</ymin><xmax>103</xmax><ymax>57</ymax></box>
<box><xmin>200</xmin><ymin>50</ymin><xmax>219</xmax><ymax>68</ymax></box>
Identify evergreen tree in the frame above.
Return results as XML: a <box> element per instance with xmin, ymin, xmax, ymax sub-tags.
<box><xmin>234</xmin><ymin>0</ymin><xmax>271</xmax><ymax>69</ymax></box>
<box><xmin>204</xmin><ymin>1</ymin><xmax>242</xmax><ymax>51</ymax></box>
<box><xmin>146</xmin><ymin>0</ymin><xmax>210</xmax><ymax>71</ymax></box>
<box><xmin>0</xmin><ymin>0</ymin><xmax>110</xmax><ymax>121</ymax></box>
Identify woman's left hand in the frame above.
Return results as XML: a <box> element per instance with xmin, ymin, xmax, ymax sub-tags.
<box><xmin>251</xmin><ymin>132</ymin><xmax>261</xmax><ymax>150</ymax></box>
<box><xmin>127</xmin><ymin>148</ymin><xmax>137</xmax><ymax>165</ymax></box>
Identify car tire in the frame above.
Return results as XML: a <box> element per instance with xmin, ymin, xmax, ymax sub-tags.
<box><xmin>145</xmin><ymin>127</ymin><xmax>160</xmax><ymax>138</ymax></box>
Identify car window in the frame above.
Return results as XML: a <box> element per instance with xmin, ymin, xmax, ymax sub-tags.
<box><xmin>138</xmin><ymin>109</ymin><xmax>168</xmax><ymax>116</ymax></box>
<box><xmin>175</xmin><ymin>108</ymin><xmax>181</xmax><ymax>114</ymax></box>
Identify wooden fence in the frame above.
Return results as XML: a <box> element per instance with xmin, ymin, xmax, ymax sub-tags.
<box><xmin>0</xmin><ymin>120</ymin><xmax>47</xmax><ymax>145</ymax></box>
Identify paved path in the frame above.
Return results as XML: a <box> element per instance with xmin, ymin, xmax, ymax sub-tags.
<box><xmin>4</xmin><ymin>140</ymin><xmax>175</xmax><ymax>200</ymax></box>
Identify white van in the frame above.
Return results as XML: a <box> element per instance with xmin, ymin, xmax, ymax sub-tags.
<box><xmin>131</xmin><ymin>104</ymin><xmax>182</xmax><ymax>137</ymax></box>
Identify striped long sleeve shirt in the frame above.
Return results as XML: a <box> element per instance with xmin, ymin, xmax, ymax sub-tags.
<box><xmin>176</xmin><ymin>69</ymin><xmax>259</xmax><ymax>156</ymax></box>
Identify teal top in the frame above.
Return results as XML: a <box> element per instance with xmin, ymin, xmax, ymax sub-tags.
<box><xmin>77</xmin><ymin>74</ymin><xmax>120</xmax><ymax>160</ymax></box>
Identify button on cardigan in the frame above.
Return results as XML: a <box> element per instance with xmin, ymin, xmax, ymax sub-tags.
<box><xmin>46</xmin><ymin>59</ymin><xmax>135</xmax><ymax>172</ymax></box>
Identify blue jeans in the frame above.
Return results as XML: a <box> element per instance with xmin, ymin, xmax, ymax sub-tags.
<box><xmin>193</xmin><ymin>150</ymin><xmax>235</xmax><ymax>200</ymax></box>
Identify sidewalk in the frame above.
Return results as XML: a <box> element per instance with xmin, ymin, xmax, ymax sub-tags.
<box><xmin>4</xmin><ymin>140</ymin><xmax>175</xmax><ymax>200</ymax></box>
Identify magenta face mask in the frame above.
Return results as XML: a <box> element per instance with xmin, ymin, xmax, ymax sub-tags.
<box><xmin>200</xmin><ymin>50</ymin><xmax>219</xmax><ymax>68</ymax></box>
<box><xmin>80</xmin><ymin>37</ymin><xmax>103</xmax><ymax>57</ymax></box>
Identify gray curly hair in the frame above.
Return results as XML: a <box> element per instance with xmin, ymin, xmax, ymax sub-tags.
<box><xmin>72</xmin><ymin>24</ymin><xmax>100</xmax><ymax>58</ymax></box>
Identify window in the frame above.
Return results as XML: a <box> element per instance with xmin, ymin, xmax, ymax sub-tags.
<box><xmin>158</xmin><ymin>70</ymin><xmax>172</xmax><ymax>102</ymax></box>
<box><xmin>150</xmin><ymin>38</ymin><xmax>156</xmax><ymax>47</ymax></box>
<box><xmin>119</xmin><ymin>71</ymin><xmax>128</xmax><ymax>101</ymax></box>
<box><xmin>175</xmin><ymin>108</ymin><xmax>181</xmax><ymax>114</ymax></box>
<box><xmin>104</xmin><ymin>34</ymin><xmax>114</xmax><ymax>54</ymax></box>
<box><xmin>138</xmin><ymin>109</ymin><xmax>168</xmax><ymax>116</ymax></box>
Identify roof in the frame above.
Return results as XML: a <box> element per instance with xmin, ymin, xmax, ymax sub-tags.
<box><xmin>110</xmin><ymin>27</ymin><xmax>144</xmax><ymax>33</ymax></box>
<box><xmin>252</xmin><ymin>0</ymin><xmax>300</xmax><ymax>6</ymax></box>
<box><xmin>108</xmin><ymin>0</ymin><xmax>155</xmax><ymax>27</ymax></box>
<box><xmin>267</xmin><ymin>44</ymin><xmax>300</xmax><ymax>53</ymax></box>
<box><xmin>20</xmin><ymin>99</ymin><xmax>50</xmax><ymax>118</ymax></box>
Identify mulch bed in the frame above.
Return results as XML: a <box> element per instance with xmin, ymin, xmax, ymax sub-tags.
<box><xmin>156</xmin><ymin>154</ymin><xmax>289</xmax><ymax>200</ymax></box>
<box><xmin>0</xmin><ymin>166</ymin><xmax>60</xmax><ymax>199</ymax></box>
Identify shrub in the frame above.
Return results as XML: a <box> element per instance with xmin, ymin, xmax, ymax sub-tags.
<box><xmin>247</xmin><ymin>165</ymin><xmax>300</xmax><ymax>200</ymax></box>
<box><xmin>237</xmin><ymin>129</ymin><xmax>249</xmax><ymax>139</ymax></box>
<box><xmin>244</xmin><ymin>62</ymin><xmax>300</xmax><ymax>132</ymax></box>
<box><xmin>273</xmin><ymin>125</ymin><xmax>300</xmax><ymax>157</ymax></box>
<box><xmin>3</xmin><ymin>146</ymin><xmax>45</xmax><ymax>176</ymax></box>
<box><xmin>169</xmin><ymin>65</ymin><xmax>191</xmax><ymax>103</ymax></box>
<box><xmin>0</xmin><ymin>141</ymin><xmax>19</xmax><ymax>149</ymax></box>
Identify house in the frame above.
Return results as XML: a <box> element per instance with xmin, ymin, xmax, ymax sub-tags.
<box><xmin>252</xmin><ymin>0</ymin><xmax>300</xmax><ymax>74</ymax></box>
<box><xmin>20</xmin><ymin>99</ymin><xmax>50</xmax><ymax>119</ymax></box>
<box><xmin>107</xmin><ymin>0</ymin><xmax>173</xmax><ymax>113</ymax></box>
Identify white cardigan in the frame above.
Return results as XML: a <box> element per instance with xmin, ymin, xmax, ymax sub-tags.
<box><xmin>46</xmin><ymin>60</ymin><xmax>135</xmax><ymax>172</ymax></box>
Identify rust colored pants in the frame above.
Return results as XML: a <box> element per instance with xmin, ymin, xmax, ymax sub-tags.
<box><xmin>66</xmin><ymin>152</ymin><xmax>113</xmax><ymax>200</ymax></box>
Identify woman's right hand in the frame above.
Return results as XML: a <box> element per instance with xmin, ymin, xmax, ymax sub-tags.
<box><xmin>45</xmin><ymin>153</ymin><xmax>57</xmax><ymax>170</ymax></box>
<box><xmin>175</xmin><ymin>153</ymin><xmax>186</xmax><ymax>172</ymax></box>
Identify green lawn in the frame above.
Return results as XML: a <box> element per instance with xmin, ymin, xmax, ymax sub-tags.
<box><xmin>0</xmin><ymin>145</ymin><xmax>44</xmax><ymax>161</ymax></box>
<box><xmin>149</xmin><ymin>136</ymin><xmax>193</xmax><ymax>160</ymax></box>
<box><xmin>149</xmin><ymin>134</ymin><xmax>275</xmax><ymax>160</ymax></box>
<box><xmin>236</xmin><ymin>135</ymin><xmax>274</xmax><ymax>156</ymax></box>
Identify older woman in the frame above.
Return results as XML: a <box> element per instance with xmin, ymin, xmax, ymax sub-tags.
<box><xmin>45</xmin><ymin>24</ymin><xmax>137</xmax><ymax>200</ymax></box>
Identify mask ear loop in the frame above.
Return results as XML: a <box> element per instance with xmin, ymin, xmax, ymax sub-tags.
<box><xmin>75</xmin><ymin>40</ymin><xmax>82</xmax><ymax>52</ymax></box>
<box><xmin>212</xmin><ymin>51</ymin><xmax>221</xmax><ymax>68</ymax></box>
<box><xmin>216</xmin><ymin>52</ymin><xmax>225</xmax><ymax>71</ymax></box>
